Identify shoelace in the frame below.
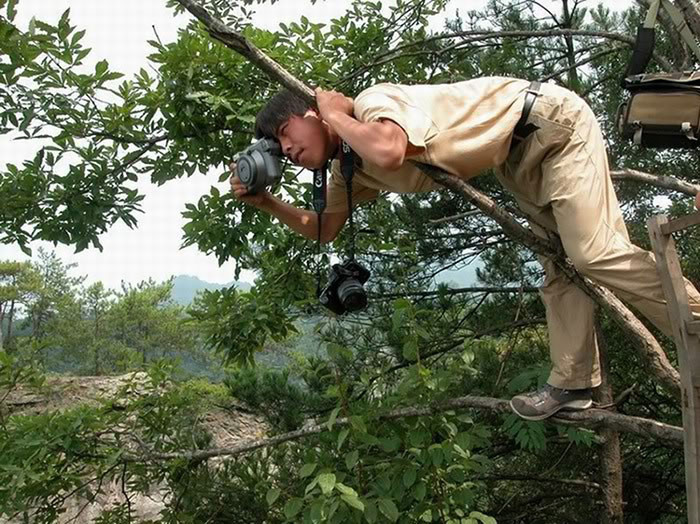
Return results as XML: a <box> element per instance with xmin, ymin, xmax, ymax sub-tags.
<box><xmin>530</xmin><ymin>383</ymin><xmax>555</xmax><ymax>402</ymax></box>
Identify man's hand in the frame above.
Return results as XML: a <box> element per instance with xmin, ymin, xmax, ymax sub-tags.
<box><xmin>315</xmin><ymin>87</ymin><xmax>354</xmax><ymax>122</ymax></box>
<box><xmin>229</xmin><ymin>162</ymin><xmax>267</xmax><ymax>207</ymax></box>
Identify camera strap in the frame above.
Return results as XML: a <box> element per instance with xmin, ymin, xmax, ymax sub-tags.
<box><xmin>311</xmin><ymin>140</ymin><xmax>357</xmax><ymax>296</ymax></box>
<box><xmin>340</xmin><ymin>140</ymin><xmax>356</xmax><ymax>260</ymax></box>
<box><xmin>312</xmin><ymin>165</ymin><xmax>327</xmax><ymax>297</ymax></box>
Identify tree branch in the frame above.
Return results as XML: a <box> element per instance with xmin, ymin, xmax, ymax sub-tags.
<box><xmin>174</xmin><ymin>0</ymin><xmax>681</xmax><ymax>397</ymax></box>
<box><xmin>175</xmin><ymin>0</ymin><xmax>315</xmax><ymax>104</ymax></box>
<box><xmin>412</xmin><ymin>162</ymin><xmax>681</xmax><ymax>397</ymax></box>
<box><xmin>372</xmin><ymin>286</ymin><xmax>539</xmax><ymax>299</ymax></box>
<box><xmin>611</xmin><ymin>168</ymin><xmax>700</xmax><ymax>197</ymax></box>
<box><xmin>121</xmin><ymin>393</ymin><xmax>682</xmax><ymax>464</ymax></box>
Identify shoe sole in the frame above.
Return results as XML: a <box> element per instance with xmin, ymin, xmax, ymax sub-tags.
<box><xmin>509</xmin><ymin>399</ymin><xmax>593</xmax><ymax>421</ymax></box>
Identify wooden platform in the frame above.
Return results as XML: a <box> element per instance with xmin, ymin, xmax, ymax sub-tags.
<box><xmin>648</xmin><ymin>210</ymin><xmax>700</xmax><ymax>522</ymax></box>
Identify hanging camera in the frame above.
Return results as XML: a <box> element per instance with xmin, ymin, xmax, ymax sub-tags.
<box><xmin>319</xmin><ymin>260</ymin><xmax>370</xmax><ymax>315</ymax></box>
<box><xmin>234</xmin><ymin>138</ymin><xmax>283</xmax><ymax>194</ymax></box>
<box><xmin>313</xmin><ymin>141</ymin><xmax>371</xmax><ymax>315</ymax></box>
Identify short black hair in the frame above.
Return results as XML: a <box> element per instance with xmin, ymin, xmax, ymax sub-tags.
<box><xmin>254</xmin><ymin>90</ymin><xmax>317</xmax><ymax>139</ymax></box>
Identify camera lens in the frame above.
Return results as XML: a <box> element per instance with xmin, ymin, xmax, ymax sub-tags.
<box><xmin>237</xmin><ymin>156</ymin><xmax>256</xmax><ymax>187</ymax></box>
<box><xmin>337</xmin><ymin>278</ymin><xmax>367</xmax><ymax>312</ymax></box>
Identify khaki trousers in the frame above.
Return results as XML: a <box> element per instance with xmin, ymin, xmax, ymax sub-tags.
<box><xmin>496</xmin><ymin>83</ymin><xmax>700</xmax><ymax>389</ymax></box>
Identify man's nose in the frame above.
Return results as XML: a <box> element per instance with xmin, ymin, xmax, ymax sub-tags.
<box><xmin>280</xmin><ymin>137</ymin><xmax>292</xmax><ymax>155</ymax></box>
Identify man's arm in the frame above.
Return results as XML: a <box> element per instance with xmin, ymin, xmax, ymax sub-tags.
<box><xmin>229</xmin><ymin>169</ymin><xmax>348</xmax><ymax>243</ymax></box>
<box><xmin>257</xmin><ymin>193</ymin><xmax>349</xmax><ymax>243</ymax></box>
<box><xmin>315</xmin><ymin>88</ymin><xmax>424</xmax><ymax>171</ymax></box>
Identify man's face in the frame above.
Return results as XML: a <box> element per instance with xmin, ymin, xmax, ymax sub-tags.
<box><xmin>276</xmin><ymin>110</ymin><xmax>334</xmax><ymax>170</ymax></box>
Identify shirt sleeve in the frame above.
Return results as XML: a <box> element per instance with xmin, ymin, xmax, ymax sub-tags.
<box><xmin>324</xmin><ymin>160</ymin><xmax>380</xmax><ymax>214</ymax></box>
<box><xmin>353</xmin><ymin>84</ymin><xmax>434</xmax><ymax>148</ymax></box>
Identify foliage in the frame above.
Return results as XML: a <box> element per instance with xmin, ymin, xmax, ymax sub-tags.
<box><xmin>2</xmin><ymin>0</ymin><xmax>700</xmax><ymax>521</ymax></box>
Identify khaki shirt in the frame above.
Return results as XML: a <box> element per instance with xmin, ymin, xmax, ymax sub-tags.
<box><xmin>325</xmin><ymin>76</ymin><xmax>531</xmax><ymax>213</ymax></box>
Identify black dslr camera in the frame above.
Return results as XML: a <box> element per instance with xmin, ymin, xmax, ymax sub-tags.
<box><xmin>234</xmin><ymin>138</ymin><xmax>283</xmax><ymax>194</ymax></box>
<box><xmin>319</xmin><ymin>260</ymin><xmax>370</xmax><ymax>315</ymax></box>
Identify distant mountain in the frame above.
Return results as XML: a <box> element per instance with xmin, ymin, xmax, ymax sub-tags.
<box><xmin>170</xmin><ymin>275</ymin><xmax>252</xmax><ymax>305</ymax></box>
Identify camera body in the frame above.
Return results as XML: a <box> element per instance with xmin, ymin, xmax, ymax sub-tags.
<box><xmin>319</xmin><ymin>260</ymin><xmax>371</xmax><ymax>315</ymax></box>
<box><xmin>234</xmin><ymin>138</ymin><xmax>283</xmax><ymax>194</ymax></box>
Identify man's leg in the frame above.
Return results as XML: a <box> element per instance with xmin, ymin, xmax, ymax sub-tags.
<box><xmin>498</xmin><ymin>210</ymin><xmax>599</xmax><ymax>419</ymax></box>
<box><xmin>542</xmin><ymin>98</ymin><xmax>700</xmax><ymax>339</ymax></box>
<box><xmin>538</xmin><ymin>255</ymin><xmax>601</xmax><ymax>389</ymax></box>
<box><xmin>507</xmin><ymin>250</ymin><xmax>600</xmax><ymax>420</ymax></box>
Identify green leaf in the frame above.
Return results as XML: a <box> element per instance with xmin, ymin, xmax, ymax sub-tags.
<box><xmin>266</xmin><ymin>487</ymin><xmax>281</xmax><ymax>506</ymax></box>
<box><xmin>337</xmin><ymin>428</ymin><xmax>349</xmax><ymax>450</ymax></box>
<box><xmin>403</xmin><ymin>338</ymin><xmax>418</xmax><ymax>360</ymax></box>
<box><xmin>318</xmin><ymin>472</ymin><xmax>336</xmax><ymax>495</ymax></box>
<box><xmin>345</xmin><ymin>450</ymin><xmax>359</xmax><ymax>470</ymax></box>
<box><xmin>403</xmin><ymin>467</ymin><xmax>417</xmax><ymax>488</ymax></box>
<box><xmin>413</xmin><ymin>482</ymin><xmax>426</xmax><ymax>501</ymax></box>
<box><xmin>364</xmin><ymin>500</ymin><xmax>378</xmax><ymax>523</ymax></box>
<box><xmin>95</xmin><ymin>59</ymin><xmax>108</xmax><ymax>76</ymax></box>
<box><xmin>327</xmin><ymin>406</ymin><xmax>340</xmax><ymax>430</ymax></box>
<box><xmin>284</xmin><ymin>498</ymin><xmax>304</xmax><ymax>519</ymax></box>
<box><xmin>335</xmin><ymin>482</ymin><xmax>357</xmax><ymax>497</ymax></box>
<box><xmin>378</xmin><ymin>498</ymin><xmax>399</xmax><ymax>522</ymax></box>
<box><xmin>468</xmin><ymin>511</ymin><xmax>497</xmax><ymax>524</ymax></box>
<box><xmin>340</xmin><ymin>493</ymin><xmax>365</xmax><ymax>512</ymax></box>
<box><xmin>299</xmin><ymin>463</ymin><xmax>317</xmax><ymax>478</ymax></box>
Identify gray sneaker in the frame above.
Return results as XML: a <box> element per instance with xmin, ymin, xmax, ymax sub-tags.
<box><xmin>509</xmin><ymin>383</ymin><xmax>593</xmax><ymax>421</ymax></box>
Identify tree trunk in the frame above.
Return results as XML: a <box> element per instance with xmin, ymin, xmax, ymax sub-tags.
<box><xmin>595</xmin><ymin>321</ymin><xmax>624</xmax><ymax>524</ymax></box>
<box><xmin>0</xmin><ymin>307</ymin><xmax>4</xmax><ymax>351</ymax></box>
<box><xmin>7</xmin><ymin>299</ymin><xmax>15</xmax><ymax>348</ymax></box>
<box><xmin>94</xmin><ymin>308</ymin><xmax>100</xmax><ymax>375</ymax></box>
<box><xmin>561</xmin><ymin>0</ymin><xmax>581</xmax><ymax>91</ymax></box>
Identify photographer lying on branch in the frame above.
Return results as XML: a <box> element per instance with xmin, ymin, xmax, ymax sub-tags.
<box><xmin>229</xmin><ymin>77</ymin><xmax>700</xmax><ymax>421</ymax></box>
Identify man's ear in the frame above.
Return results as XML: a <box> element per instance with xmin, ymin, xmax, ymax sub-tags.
<box><xmin>303</xmin><ymin>108</ymin><xmax>320</xmax><ymax>119</ymax></box>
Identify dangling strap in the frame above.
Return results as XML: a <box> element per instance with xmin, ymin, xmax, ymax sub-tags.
<box><xmin>624</xmin><ymin>0</ymin><xmax>700</xmax><ymax>82</ymax></box>
<box><xmin>659</xmin><ymin>0</ymin><xmax>700</xmax><ymax>62</ymax></box>
<box><xmin>312</xmin><ymin>165</ymin><xmax>327</xmax><ymax>296</ymax></box>
<box><xmin>340</xmin><ymin>141</ymin><xmax>356</xmax><ymax>261</ymax></box>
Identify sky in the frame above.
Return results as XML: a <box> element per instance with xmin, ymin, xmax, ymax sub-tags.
<box><xmin>0</xmin><ymin>0</ymin><xmax>633</xmax><ymax>290</ymax></box>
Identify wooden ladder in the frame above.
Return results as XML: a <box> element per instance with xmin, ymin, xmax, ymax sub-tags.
<box><xmin>648</xmin><ymin>210</ymin><xmax>700</xmax><ymax>522</ymax></box>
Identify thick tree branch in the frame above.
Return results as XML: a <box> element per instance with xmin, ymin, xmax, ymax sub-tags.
<box><xmin>413</xmin><ymin>162</ymin><xmax>681</xmax><ymax>396</ymax></box>
<box><xmin>175</xmin><ymin>0</ymin><xmax>315</xmax><ymax>104</ymax></box>
<box><xmin>122</xmin><ymin>394</ymin><xmax>682</xmax><ymax>464</ymax></box>
<box><xmin>175</xmin><ymin>1</ymin><xmax>681</xmax><ymax>396</ymax></box>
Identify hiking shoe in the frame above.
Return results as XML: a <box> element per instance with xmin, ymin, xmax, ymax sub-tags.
<box><xmin>509</xmin><ymin>383</ymin><xmax>592</xmax><ymax>421</ymax></box>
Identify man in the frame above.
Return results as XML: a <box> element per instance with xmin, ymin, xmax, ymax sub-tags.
<box><xmin>230</xmin><ymin>77</ymin><xmax>700</xmax><ymax>420</ymax></box>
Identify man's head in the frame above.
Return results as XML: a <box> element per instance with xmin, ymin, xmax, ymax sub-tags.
<box><xmin>255</xmin><ymin>90</ymin><xmax>337</xmax><ymax>170</ymax></box>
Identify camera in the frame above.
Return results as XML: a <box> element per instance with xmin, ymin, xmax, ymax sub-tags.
<box><xmin>234</xmin><ymin>138</ymin><xmax>283</xmax><ymax>194</ymax></box>
<box><xmin>318</xmin><ymin>260</ymin><xmax>371</xmax><ymax>315</ymax></box>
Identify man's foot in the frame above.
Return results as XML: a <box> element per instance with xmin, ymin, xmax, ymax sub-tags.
<box><xmin>509</xmin><ymin>383</ymin><xmax>593</xmax><ymax>421</ymax></box>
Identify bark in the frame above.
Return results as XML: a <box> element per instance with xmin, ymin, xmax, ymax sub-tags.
<box><xmin>122</xmin><ymin>393</ymin><xmax>683</xmax><ymax>464</ymax></box>
<box><xmin>611</xmin><ymin>168</ymin><xmax>700</xmax><ymax>197</ymax></box>
<box><xmin>175</xmin><ymin>0</ymin><xmax>682</xmax><ymax>397</ymax></box>
<box><xmin>595</xmin><ymin>322</ymin><xmax>624</xmax><ymax>524</ymax></box>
